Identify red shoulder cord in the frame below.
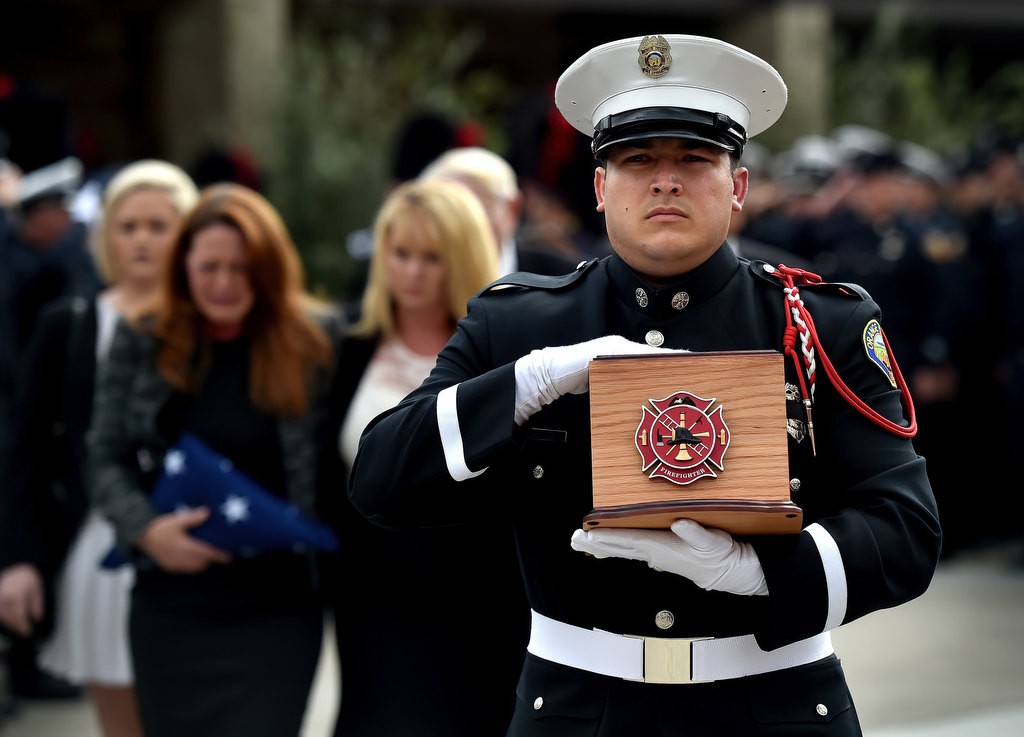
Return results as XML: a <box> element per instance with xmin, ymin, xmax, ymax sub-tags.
<box><xmin>770</xmin><ymin>264</ymin><xmax>918</xmax><ymax>456</ymax></box>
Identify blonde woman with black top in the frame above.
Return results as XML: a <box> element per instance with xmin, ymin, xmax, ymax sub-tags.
<box><xmin>327</xmin><ymin>178</ymin><xmax>530</xmax><ymax>736</ymax></box>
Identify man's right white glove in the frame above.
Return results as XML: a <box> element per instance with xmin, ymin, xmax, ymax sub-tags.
<box><xmin>514</xmin><ymin>335</ymin><xmax>678</xmax><ymax>425</ymax></box>
<box><xmin>570</xmin><ymin>519</ymin><xmax>769</xmax><ymax>596</ymax></box>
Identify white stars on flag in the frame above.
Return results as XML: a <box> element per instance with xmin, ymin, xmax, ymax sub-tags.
<box><xmin>164</xmin><ymin>449</ymin><xmax>186</xmax><ymax>475</ymax></box>
<box><xmin>220</xmin><ymin>494</ymin><xmax>251</xmax><ymax>525</ymax></box>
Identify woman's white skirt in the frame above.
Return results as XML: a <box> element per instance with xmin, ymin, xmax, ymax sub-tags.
<box><xmin>38</xmin><ymin>510</ymin><xmax>135</xmax><ymax>686</ymax></box>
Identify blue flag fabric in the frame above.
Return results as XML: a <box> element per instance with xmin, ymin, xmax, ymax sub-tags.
<box><xmin>100</xmin><ymin>432</ymin><xmax>338</xmax><ymax>569</ymax></box>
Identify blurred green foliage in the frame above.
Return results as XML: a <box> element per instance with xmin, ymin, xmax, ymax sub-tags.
<box><xmin>269</xmin><ymin>4</ymin><xmax>505</xmax><ymax>301</ymax></box>
<box><xmin>831</xmin><ymin>4</ymin><xmax>1024</xmax><ymax>154</ymax></box>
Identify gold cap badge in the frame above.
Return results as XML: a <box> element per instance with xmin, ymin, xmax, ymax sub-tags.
<box><xmin>637</xmin><ymin>35</ymin><xmax>672</xmax><ymax>78</ymax></box>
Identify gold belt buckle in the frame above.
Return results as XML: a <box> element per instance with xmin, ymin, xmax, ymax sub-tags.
<box><xmin>629</xmin><ymin>635</ymin><xmax>713</xmax><ymax>684</ymax></box>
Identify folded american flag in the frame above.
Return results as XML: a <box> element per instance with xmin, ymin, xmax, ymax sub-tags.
<box><xmin>100</xmin><ymin>432</ymin><xmax>338</xmax><ymax>569</ymax></box>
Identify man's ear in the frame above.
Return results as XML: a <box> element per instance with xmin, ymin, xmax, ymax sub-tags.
<box><xmin>732</xmin><ymin>166</ymin><xmax>749</xmax><ymax>212</ymax></box>
<box><xmin>595</xmin><ymin>166</ymin><xmax>607</xmax><ymax>213</ymax></box>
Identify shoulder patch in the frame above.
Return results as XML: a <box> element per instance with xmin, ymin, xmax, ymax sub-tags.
<box><xmin>863</xmin><ymin>319</ymin><xmax>897</xmax><ymax>388</ymax></box>
<box><xmin>478</xmin><ymin>258</ymin><xmax>598</xmax><ymax>296</ymax></box>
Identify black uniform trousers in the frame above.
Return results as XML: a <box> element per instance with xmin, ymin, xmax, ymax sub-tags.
<box><xmin>509</xmin><ymin>653</ymin><xmax>862</xmax><ymax>737</ymax></box>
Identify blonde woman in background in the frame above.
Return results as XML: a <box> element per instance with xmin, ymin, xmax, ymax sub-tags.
<box><xmin>0</xmin><ymin>159</ymin><xmax>198</xmax><ymax>737</ymax></box>
<box><xmin>327</xmin><ymin>178</ymin><xmax>529</xmax><ymax>736</ymax></box>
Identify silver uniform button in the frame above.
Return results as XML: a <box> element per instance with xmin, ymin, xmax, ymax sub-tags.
<box><xmin>654</xmin><ymin>610</ymin><xmax>675</xmax><ymax>629</ymax></box>
<box><xmin>635</xmin><ymin>288</ymin><xmax>649</xmax><ymax>307</ymax></box>
<box><xmin>790</xmin><ymin>478</ymin><xmax>801</xmax><ymax>492</ymax></box>
<box><xmin>816</xmin><ymin>703</ymin><xmax>828</xmax><ymax>716</ymax></box>
<box><xmin>671</xmin><ymin>291</ymin><xmax>690</xmax><ymax>310</ymax></box>
<box><xmin>763</xmin><ymin>263</ymin><xmax>776</xmax><ymax>274</ymax></box>
<box><xmin>533</xmin><ymin>697</ymin><xmax>544</xmax><ymax>710</ymax></box>
<box><xmin>645</xmin><ymin>330</ymin><xmax>665</xmax><ymax>347</ymax></box>
<box><xmin>532</xmin><ymin>465</ymin><xmax>544</xmax><ymax>479</ymax></box>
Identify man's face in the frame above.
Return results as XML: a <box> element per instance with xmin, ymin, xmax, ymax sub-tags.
<box><xmin>595</xmin><ymin>137</ymin><xmax>747</xmax><ymax>282</ymax></box>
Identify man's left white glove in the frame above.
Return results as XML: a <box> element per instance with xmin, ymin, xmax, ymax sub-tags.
<box><xmin>570</xmin><ymin>518</ymin><xmax>768</xmax><ymax>596</ymax></box>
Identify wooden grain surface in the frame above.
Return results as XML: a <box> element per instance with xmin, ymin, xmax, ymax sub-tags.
<box><xmin>587</xmin><ymin>351</ymin><xmax>801</xmax><ymax>534</ymax></box>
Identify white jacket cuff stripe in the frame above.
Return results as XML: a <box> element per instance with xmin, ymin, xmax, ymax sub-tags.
<box><xmin>804</xmin><ymin>522</ymin><xmax>847</xmax><ymax>631</ymax></box>
<box><xmin>437</xmin><ymin>385</ymin><xmax>487</xmax><ymax>481</ymax></box>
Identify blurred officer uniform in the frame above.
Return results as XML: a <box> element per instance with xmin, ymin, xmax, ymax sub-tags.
<box><xmin>1</xmin><ymin>158</ymin><xmax>92</xmax><ymax>704</ymax></box>
<box><xmin>740</xmin><ymin>133</ymin><xmax>843</xmax><ymax>259</ymax></box>
<box><xmin>2</xmin><ymin>157</ymin><xmax>99</xmax><ymax>358</ymax></box>
<box><xmin>887</xmin><ymin>142</ymin><xmax>982</xmax><ymax>554</ymax></box>
<box><xmin>956</xmin><ymin>135</ymin><xmax>1024</xmax><ymax>548</ymax></box>
<box><xmin>348</xmin><ymin>34</ymin><xmax>941</xmax><ymax>736</ymax></box>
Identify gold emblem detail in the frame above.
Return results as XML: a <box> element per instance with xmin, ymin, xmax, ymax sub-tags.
<box><xmin>638</xmin><ymin>35</ymin><xmax>672</xmax><ymax>78</ymax></box>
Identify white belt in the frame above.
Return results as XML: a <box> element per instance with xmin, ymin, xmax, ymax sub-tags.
<box><xmin>528</xmin><ymin>609</ymin><xmax>834</xmax><ymax>685</ymax></box>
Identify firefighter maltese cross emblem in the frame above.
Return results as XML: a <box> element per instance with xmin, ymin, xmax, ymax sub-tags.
<box><xmin>635</xmin><ymin>391</ymin><xmax>730</xmax><ymax>486</ymax></box>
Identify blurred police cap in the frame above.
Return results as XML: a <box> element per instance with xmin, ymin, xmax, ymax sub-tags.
<box><xmin>555</xmin><ymin>34</ymin><xmax>788</xmax><ymax>158</ymax></box>
<box><xmin>832</xmin><ymin>124</ymin><xmax>902</xmax><ymax>174</ymax></box>
<box><xmin>16</xmin><ymin>155</ymin><xmax>82</xmax><ymax>211</ymax></box>
<box><xmin>897</xmin><ymin>140</ymin><xmax>951</xmax><ymax>187</ymax></box>
<box><xmin>772</xmin><ymin>134</ymin><xmax>841</xmax><ymax>193</ymax></box>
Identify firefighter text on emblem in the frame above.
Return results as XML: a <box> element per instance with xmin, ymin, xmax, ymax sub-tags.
<box><xmin>634</xmin><ymin>392</ymin><xmax>730</xmax><ymax>485</ymax></box>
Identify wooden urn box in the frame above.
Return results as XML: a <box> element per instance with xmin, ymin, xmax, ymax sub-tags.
<box><xmin>586</xmin><ymin>350</ymin><xmax>802</xmax><ymax>536</ymax></box>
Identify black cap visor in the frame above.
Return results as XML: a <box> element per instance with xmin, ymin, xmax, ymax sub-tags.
<box><xmin>593</xmin><ymin>106</ymin><xmax>746</xmax><ymax>158</ymax></box>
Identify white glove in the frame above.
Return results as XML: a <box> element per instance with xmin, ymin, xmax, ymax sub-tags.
<box><xmin>514</xmin><ymin>335</ymin><xmax>677</xmax><ymax>425</ymax></box>
<box><xmin>570</xmin><ymin>519</ymin><xmax>769</xmax><ymax>596</ymax></box>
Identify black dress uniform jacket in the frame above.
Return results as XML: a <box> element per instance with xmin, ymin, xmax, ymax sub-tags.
<box><xmin>0</xmin><ymin>296</ymin><xmax>95</xmax><ymax>603</ymax></box>
<box><xmin>348</xmin><ymin>244</ymin><xmax>942</xmax><ymax>736</ymax></box>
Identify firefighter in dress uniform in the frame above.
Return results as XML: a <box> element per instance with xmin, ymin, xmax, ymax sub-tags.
<box><xmin>348</xmin><ymin>34</ymin><xmax>941</xmax><ymax>736</ymax></box>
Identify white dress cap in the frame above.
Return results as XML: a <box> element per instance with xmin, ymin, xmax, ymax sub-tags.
<box><xmin>555</xmin><ymin>35</ymin><xmax>787</xmax><ymax>154</ymax></box>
